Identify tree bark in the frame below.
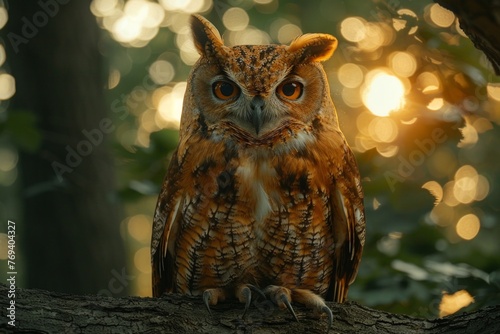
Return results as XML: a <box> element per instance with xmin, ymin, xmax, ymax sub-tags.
<box><xmin>1</xmin><ymin>284</ymin><xmax>499</xmax><ymax>334</ymax></box>
<box><xmin>434</xmin><ymin>0</ymin><xmax>500</xmax><ymax>74</ymax></box>
<box><xmin>3</xmin><ymin>1</ymin><xmax>126</xmax><ymax>294</ymax></box>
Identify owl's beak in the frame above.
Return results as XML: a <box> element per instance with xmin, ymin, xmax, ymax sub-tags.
<box><xmin>250</xmin><ymin>96</ymin><xmax>265</xmax><ymax>135</ymax></box>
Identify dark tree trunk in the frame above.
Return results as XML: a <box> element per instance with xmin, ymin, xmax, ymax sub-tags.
<box><xmin>434</xmin><ymin>0</ymin><xmax>500</xmax><ymax>74</ymax></box>
<box><xmin>0</xmin><ymin>284</ymin><xmax>499</xmax><ymax>334</ymax></box>
<box><xmin>3</xmin><ymin>1</ymin><xmax>126</xmax><ymax>294</ymax></box>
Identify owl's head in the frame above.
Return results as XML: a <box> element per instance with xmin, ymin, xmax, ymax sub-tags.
<box><xmin>182</xmin><ymin>14</ymin><xmax>338</xmax><ymax>142</ymax></box>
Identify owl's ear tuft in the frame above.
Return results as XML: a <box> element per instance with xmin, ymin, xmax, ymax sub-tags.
<box><xmin>288</xmin><ymin>33</ymin><xmax>338</xmax><ymax>63</ymax></box>
<box><xmin>191</xmin><ymin>14</ymin><xmax>225</xmax><ymax>57</ymax></box>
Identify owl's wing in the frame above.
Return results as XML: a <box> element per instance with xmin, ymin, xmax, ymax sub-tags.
<box><xmin>326</xmin><ymin>141</ymin><xmax>366</xmax><ymax>303</ymax></box>
<box><xmin>151</xmin><ymin>149</ymin><xmax>184</xmax><ymax>297</ymax></box>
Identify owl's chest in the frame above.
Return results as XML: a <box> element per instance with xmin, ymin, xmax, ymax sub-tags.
<box><xmin>234</xmin><ymin>155</ymin><xmax>334</xmax><ymax>291</ymax></box>
<box><xmin>233</xmin><ymin>153</ymin><xmax>332</xmax><ymax>242</ymax></box>
<box><xmin>235</xmin><ymin>158</ymin><xmax>277</xmax><ymax>224</ymax></box>
<box><xmin>233</xmin><ymin>149</ymin><xmax>328</xmax><ymax>222</ymax></box>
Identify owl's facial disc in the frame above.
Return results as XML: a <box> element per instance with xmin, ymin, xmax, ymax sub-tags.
<box><xmin>209</xmin><ymin>74</ymin><xmax>308</xmax><ymax>137</ymax></box>
<box><xmin>209</xmin><ymin>74</ymin><xmax>280</xmax><ymax>136</ymax></box>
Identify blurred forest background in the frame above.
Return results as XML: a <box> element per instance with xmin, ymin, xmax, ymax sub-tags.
<box><xmin>1</xmin><ymin>0</ymin><xmax>499</xmax><ymax>320</ymax></box>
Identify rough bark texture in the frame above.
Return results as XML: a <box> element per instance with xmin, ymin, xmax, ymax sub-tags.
<box><xmin>1</xmin><ymin>284</ymin><xmax>499</xmax><ymax>334</ymax></box>
<box><xmin>434</xmin><ymin>0</ymin><xmax>500</xmax><ymax>74</ymax></box>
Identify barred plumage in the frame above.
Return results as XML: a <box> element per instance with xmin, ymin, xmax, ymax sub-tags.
<box><xmin>151</xmin><ymin>14</ymin><xmax>366</xmax><ymax>326</ymax></box>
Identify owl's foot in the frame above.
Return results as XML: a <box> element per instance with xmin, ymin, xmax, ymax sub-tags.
<box><xmin>293</xmin><ymin>288</ymin><xmax>333</xmax><ymax>330</ymax></box>
<box><xmin>203</xmin><ymin>284</ymin><xmax>266</xmax><ymax>318</ymax></box>
<box><xmin>237</xmin><ymin>284</ymin><xmax>267</xmax><ymax>317</ymax></box>
<box><xmin>263</xmin><ymin>285</ymin><xmax>299</xmax><ymax>321</ymax></box>
<box><xmin>263</xmin><ymin>285</ymin><xmax>333</xmax><ymax>330</ymax></box>
<box><xmin>203</xmin><ymin>288</ymin><xmax>226</xmax><ymax>315</ymax></box>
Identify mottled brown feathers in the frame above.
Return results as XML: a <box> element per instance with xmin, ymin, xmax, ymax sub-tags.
<box><xmin>151</xmin><ymin>14</ymin><xmax>366</xmax><ymax>317</ymax></box>
<box><xmin>191</xmin><ymin>14</ymin><xmax>225</xmax><ymax>57</ymax></box>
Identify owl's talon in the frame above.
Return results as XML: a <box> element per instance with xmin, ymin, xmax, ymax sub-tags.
<box><xmin>280</xmin><ymin>293</ymin><xmax>299</xmax><ymax>322</ymax></box>
<box><xmin>321</xmin><ymin>305</ymin><xmax>333</xmax><ymax>331</ymax></box>
<box><xmin>203</xmin><ymin>290</ymin><xmax>213</xmax><ymax>315</ymax></box>
<box><xmin>239</xmin><ymin>286</ymin><xmax>252</xmax><ymax>318</ymax></box>
<box><xmin>291</xmin><ymin>288</ymin><xmax>333</xmax><ymax>329</ymax></box>
<box><xmin>264</xmin><ymin>285</ymin><xmax>300</xmax><ymax>322</ymax></box>
<box><xmin>247</xmin><ymin>284</ymin><xmax>267</xmax><ymax>301</ymax></box>
<box><xmin>203</xmin><ymin>288</ymin><xmax>225</xmax><ymax>315</ymax></box>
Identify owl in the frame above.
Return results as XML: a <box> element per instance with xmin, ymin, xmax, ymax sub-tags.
<box><xmin>151</xmin><ymin>14</ymin><xmax>366</xmax><ymax>328</ymax></box>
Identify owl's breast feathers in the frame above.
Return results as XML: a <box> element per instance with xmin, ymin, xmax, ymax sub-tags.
<box><xmin>152</xmin><ymin>112</ymin><xmax>365</xmax><ymax>302</ymax></box>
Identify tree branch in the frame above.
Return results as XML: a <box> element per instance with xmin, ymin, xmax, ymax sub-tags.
<box><xmin>434</xmin><ymin>0</ymin><xmax>500</xmax><ymax>74</ymax></box>
<box><xmin>1</xmin><ymin>284</ymin><xmax>499</xmax><ymax>333</ymax></box>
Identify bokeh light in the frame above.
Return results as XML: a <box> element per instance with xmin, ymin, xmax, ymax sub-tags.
<box><xmin>159</xmin><ymin>0</ymin><xmax>211</xmax><ymax>13</ymax></box>
<box><xmin>108</xmin><ymin>69</ymin><xmax>121</xmax><ymax>89</ymax></box>
<box><xmin>0</xmin><ymin>73</ymin><xmax>15</xmax><ymax>100</ymax></box>
<box><xmin>487</xmin><ymin>83</ymin><xmax>500</xmax><ymax>101</ymax></box>
<box><xmin>0</xmin><ymin>147</ymin><xmax>18</xmax><ymax>172</ymax></box>
<box><xmin>90</xmin><ymin>0</ymin><xmax>119</xmax><ymax>17</ymax></box>
<box><xmin>149</xmin><ymin>60</ymin><xmax>175</xmax><ymax>85</ymax></box>
<box><xmin>453</xmin><ymin>165</ymin><xmax>478</xmax><ymax>204</ymax></box>
<box><xmin>359</xmin><ymin>22</ymin><xmax>395</xmax><ymax>52</ymax></box>
<box><xmin>393</xmin><ymin>8</ymin><xmax>418</xmax><ymax>34</ymax></box>
<box><xmin>422</xmin><ymin>180</ymin><xmax>443</xmax><ymax>205</ymax></box>
<box><xmin>0</xmin><ymin>45</ymin><xmax>5</xmax><ymax>67</ymax></box>
<box><xmin>428</xmin><ymin>4</ymin><xmax>456</xmax><ymax>28</ymax></box>
<box><xmin>134</xmin><ymin>246</ymin><xmax>151</xmax><ymax>274</ymax></box>
<box><xmin>0</xmin><ymin>6</ymin><xmax>7</xmax><ymax>30</ymax></box>
<box><xmin>362</xmin><ymin>70</ymin><xmax>405</xmax><ymax>116</ymax></box>
<box><xmin>427</xmin><ymin>98</ymin><xmax>444</xmax><ymax>111</ymax></box>
<box><xmin>368</xmin><ymin>117</ymin><xmax>398</xmax><ymax>143</ymax></box>
<box><xmin>113</xmin><ymin>15</ymin><xmax>142</xmax><ymax>43</ymax></box>
<box><xmin>439</xmin><ymin>290</ymin><xmax>474</xmax><ymax>317</ymax></box>
<box><xmin>223</xmin><ymin>7</ymin><xmax>250</xmax><ymax>31</ymax></box>
<box><xmin>115</xmin><ymin>0</ymin><xmax>164</xmax><ymax>45</ymax></box>
<box><xmin>342</xmin><ymin>87</ymin><xmax>363</xmax><ymax>108</ymax></box>
<box><xmin>127</xmin><ymin>214</ymin><xmax>151</xmax><ymax>243</ymax></box>
<box><xmin>338</xmin><ymin>63</ymin><xmax>364</xmax><ymax>88</ymax></box>
<box><xmin>389</xmin><ymin>51</ymin><xmax>417</xmax><ymax>77</ymax></box>
<box><xmin>176</xmin><ymin>25</ymin><xmax>200</xmax><ymax>65</ymax></box>
<box><xmin>277</xmin><ymin>23</ymin><xmax>302</xmax><ymax>44</ymax></box>
<box><xmin>226</xmin><ymin>27</ymin><xmax>271</xmax><ymax>45</ymax></box>
<box><xmin>156</xmin><ymin>81</ymin><xmax>186</xmax><ymax>129</ymax></box>
<box><xmin>456</xmin><ymin>214</ymin><xmax>480</xmax><ymax>240</ymax></box>
<box><xmin>340</xmin><ymin>17</ymin><xmax>366</xmax><ymax>42</ymax></box>
<box><xmin>91</xmin><ymin>0</ymin><xmax>179</xmax><ymax>47</ymax></box>
<box><xmin>134</xmin><ymin>246</ymin><xmax>152</xmax><ymax>297</ymax></box>
<box><xmin>417</xmin><ymin>71</ymin><xmax>441</xmax><ymax>94</ymax></box>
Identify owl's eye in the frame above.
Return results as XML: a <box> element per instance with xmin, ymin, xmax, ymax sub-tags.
<box><xmin>277</xmin><ymin>81</ymin><xmax>303</xmax><ymax>100</ymax></box>
<box><xmin>212</xmin><ymin>80</ymin><xmax>240</xmax><ymax>100</ymax></box>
